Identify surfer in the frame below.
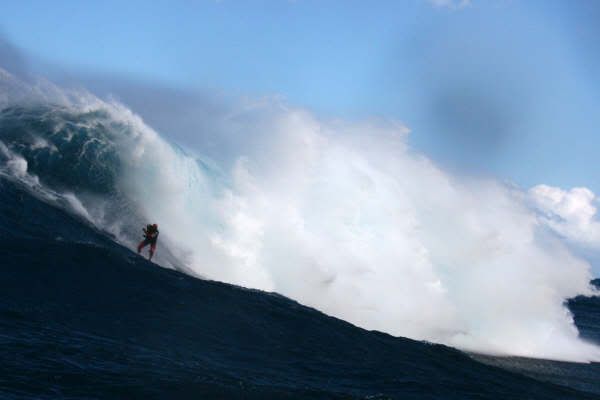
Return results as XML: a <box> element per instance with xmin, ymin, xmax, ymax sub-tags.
<box><xmin>137</xmin><ymin>223</ymin><xmax>159</xmax><ymax>261</ymax></box>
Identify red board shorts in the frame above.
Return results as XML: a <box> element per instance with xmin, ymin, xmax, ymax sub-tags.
<box><xmin>139</xmin><ymin>236</ymin><xmax>157</xmax><ymax>252</ymax></box>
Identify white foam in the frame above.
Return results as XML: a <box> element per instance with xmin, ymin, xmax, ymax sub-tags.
<box><xmin>62</xmin><ymin>192</ymin><xmax>93</xmax><ymax>222</ymax></box>
<box><xmin>102</xmin><ymin>102</ymin><xmax>599</xmax><ymax>362</ymax></box>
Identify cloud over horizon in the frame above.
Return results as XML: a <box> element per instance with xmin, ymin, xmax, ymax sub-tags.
<box><xmin>530</xmin><ymin>184</ymin><xmax>600</xmax><ymax>250</ymax></box>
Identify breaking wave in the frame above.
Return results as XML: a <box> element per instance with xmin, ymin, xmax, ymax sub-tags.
<box><xmin>1</xmin><ymin>69</ymin><xmax>598</xmax><ymax>362</ymax></box>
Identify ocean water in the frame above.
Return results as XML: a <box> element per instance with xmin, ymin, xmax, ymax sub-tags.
<box><xmin>1</xmin><ymin>178</ymin><xmax>599</xmax><ymax>399</ymax></box>
<box><xmin>1</xmin><ymin>71</ymin><xmax>599</xmax><ymax>398</ymax></box>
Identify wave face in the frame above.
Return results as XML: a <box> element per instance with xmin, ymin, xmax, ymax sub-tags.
<box><xmin>3</xmin><ymin>178</ymin><xmax>600</xmax><ymax>399</ymax></box>
<box><xmin>0</xmin><ymin>70</ymin><xmax>599</xmax><ymax>362</ymax></box>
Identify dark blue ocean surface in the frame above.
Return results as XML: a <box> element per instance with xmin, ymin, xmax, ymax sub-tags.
<box><xmin>1</xmin><ymin>177</ymin><xmax>600</xmax><ymax>399</ymax></box>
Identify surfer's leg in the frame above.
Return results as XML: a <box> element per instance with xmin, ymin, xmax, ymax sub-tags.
<box><xmin>149</xmin><ymin>242</ymin><xmax>157</xmax><ymax>260</ymax></box>
<box><xmin>137</xmin><ymin>240</ymin><xmax>146</xmax><ymax>253</ymax></box>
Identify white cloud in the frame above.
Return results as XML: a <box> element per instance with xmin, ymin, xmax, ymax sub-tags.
<box><xmin>428</xmin><ymin>0</ymin><xmax>471</xmax><ymax>9</ymax></box>
<box><xmin>529</xmin><ymin>184</ymin><xmax>600</xmax><ymax>249</ymax></box>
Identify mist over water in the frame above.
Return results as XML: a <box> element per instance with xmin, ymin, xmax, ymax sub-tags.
<box><xmin>1</xmin><ymin>69</ymin><xmax>599</xmax><ymax>362</ymax></box>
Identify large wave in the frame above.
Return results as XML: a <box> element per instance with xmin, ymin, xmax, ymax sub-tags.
<box><xmin>1</xmin><ymin>69</ymin><xmax>598</xmax><ymax>362</ymax></box>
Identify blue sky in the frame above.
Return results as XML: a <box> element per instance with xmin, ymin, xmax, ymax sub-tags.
<box><xmin>1</xmin><ymin>0</ymin><xmax>599</xmax><ymax>193</ymax></box>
